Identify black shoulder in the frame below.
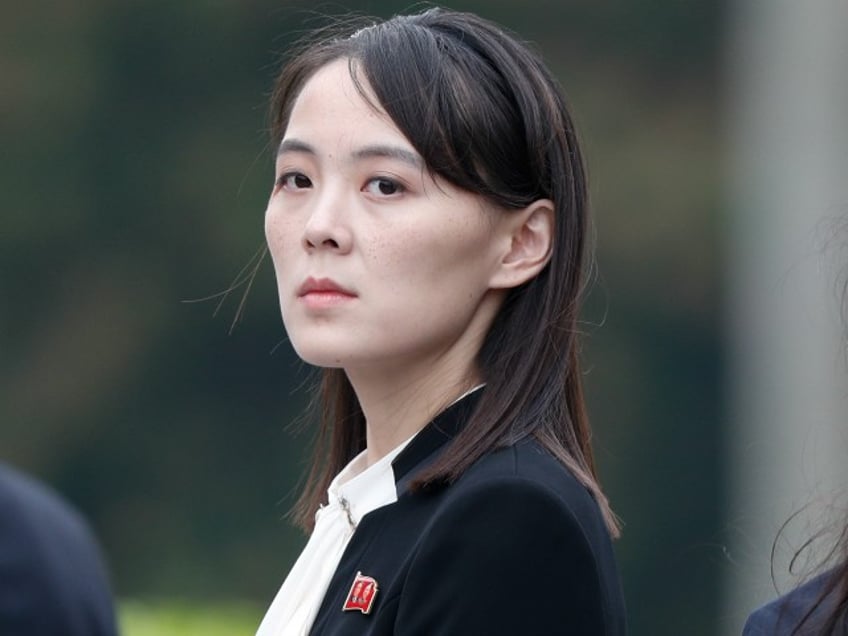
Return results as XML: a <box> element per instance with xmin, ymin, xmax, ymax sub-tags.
<box><xmin>396</xmin><ymin>440</ymin><xmax>626</xmax><ymax>635</ymax></box>
<box><xmin>0</xmin><ymin>463</ymin><xmax>92</xmax><ymax>546</ymax></box>
<box><xmin>450</xmin><ymin>438</ymin><xmax>613</xmax><ymax>548</ymax></box>
<box><xmin>0</xmin><ymin>463</ymin><xmax>118</xmax><ymax>636</ymax></box>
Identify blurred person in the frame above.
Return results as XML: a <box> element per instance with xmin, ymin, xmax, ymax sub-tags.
<box><xmin>743</xmin><ymin>561</ymin><xmax>847</xmax><ymax>635</ymax></box>
<box><xmin>0</xmin><ymin>461</ymin><xmax>118</xmax><ymax>636</ymax></box>
<box><xmin>742</xmin><ymin>444</ymin><xmax>848</xmax><ymax>629</ymax></box>
<box><xmin>255</xmin><ymin>8</ymin><xmax>626</xmax><ymax>635</ymax></box>
<box><xmin>743</xmin><ymin>260</ymin><xmax>848</xmax><ymax>634</ymax></box>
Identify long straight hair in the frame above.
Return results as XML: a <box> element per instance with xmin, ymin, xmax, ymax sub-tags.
<box><xmin>269</xmin><ymin>8</ymin><xmax>619</xmax><ymax>537</ymax></box>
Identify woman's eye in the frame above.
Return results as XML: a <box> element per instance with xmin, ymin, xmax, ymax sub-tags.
<box><xmin>364</xmin><ymin>177</ymin><xmax>404</xmax><ymax>197</ymax></box>
<box><xmin>277</xmin><ymin>172</ymin><xmax>312</xmax><ymax>191</ymax></box>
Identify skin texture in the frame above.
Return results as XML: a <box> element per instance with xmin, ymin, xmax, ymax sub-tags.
<box><xmin>265</xmin><ymin>59</ymin><xmax>553</xmax><ymax>463</ymax></box>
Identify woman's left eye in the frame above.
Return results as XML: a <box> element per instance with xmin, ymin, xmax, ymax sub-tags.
<box><xmin>363</xmin><ymin>177</ymin><xmax>404</xmax><ymax>197</ymax></box>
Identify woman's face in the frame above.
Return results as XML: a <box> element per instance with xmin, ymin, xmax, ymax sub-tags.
<box><xmin>265</xmin><ymin>59</ymin><xmax>511</xmax><ymax>374</ymax></box>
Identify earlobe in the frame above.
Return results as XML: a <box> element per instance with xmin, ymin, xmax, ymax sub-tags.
<box><xmin>490</xmin><ymin>199</ymin><xmax>554</xmax><ymax>290</ymax></box>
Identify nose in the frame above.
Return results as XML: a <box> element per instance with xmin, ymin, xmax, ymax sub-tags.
<box><xmin>302</xmin><ymin>187</ymin><xmax>353</xmax><ymax>253</ymax></box>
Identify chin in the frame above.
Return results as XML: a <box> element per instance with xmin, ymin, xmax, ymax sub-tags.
<box><xmin>289</xmin><ymin>341</ymin><xmax>347</xmax><ymax>369</ymax></box>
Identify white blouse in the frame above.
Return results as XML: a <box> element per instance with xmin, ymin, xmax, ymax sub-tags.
<box><xmin>255</xmin><ymin>436</ymin><xmax>413</xmax><ymax>636</ymax></box>
<box><xmin>256</xmin><ymin>385</ymin><xmax>483</xmax><ymax>636</ymax></box>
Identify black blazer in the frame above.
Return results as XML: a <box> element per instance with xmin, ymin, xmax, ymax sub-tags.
<box><xmin>0</xmin><ymin>462</ymin><xmax>118</xmax><ymax>636</ymax></box>
<box><xmin>306</xmin><ymin>395</ymin><xmax>627</xmax><ymax>635</ymax></box>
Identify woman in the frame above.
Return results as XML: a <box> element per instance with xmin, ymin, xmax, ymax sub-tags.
<box><xmin>256</xmin><ymin>8</ymin><xmax>626</xmax><ymax>635</ymax></box>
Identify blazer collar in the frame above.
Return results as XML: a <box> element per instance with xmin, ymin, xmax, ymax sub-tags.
<box><xmin>391</xmin><ymin>388</ymin><xmax>483</xmax><ymax>494</ymax></box>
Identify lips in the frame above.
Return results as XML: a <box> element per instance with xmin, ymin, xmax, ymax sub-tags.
<box><xmin>296</xmin><ymin>277</ymin><xmax>357</xmax><ymax>309</ymax></box>
<box><xmin>297</xmin><ymin>277</ymin><xmax>356</xmax><ymax>297</ymax></box>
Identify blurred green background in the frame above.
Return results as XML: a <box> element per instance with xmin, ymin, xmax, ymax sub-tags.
<box><xmin>0</xmin><ymin>1</ymin><xmax>721</xmax><ymax>634</ymax></box>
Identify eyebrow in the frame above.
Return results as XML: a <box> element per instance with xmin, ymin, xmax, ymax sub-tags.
<box><xmin>278</xmin><ymin>138</ymin><xmax>423</xmax><ymax>169</ymax></box>
<box><xmin>277</xmin><ymin>139</ymin><xmax>315</xmax><ymax>156</ymax></box>
<box><xmin>352</xmin><ymin>144</ymin><xmax>422</xmax><ymax>169</ymax></box>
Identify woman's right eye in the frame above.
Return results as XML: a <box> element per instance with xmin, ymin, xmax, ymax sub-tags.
<box><xmin>277</xmin><ymin>172</ymin><xmax>312</xmax><ymax>191</ymax></box>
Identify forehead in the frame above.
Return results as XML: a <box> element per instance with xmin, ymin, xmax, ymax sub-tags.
<box><xmin>282</xmin><ymin>59</ymin><xmax>411</xmax><ymax>150</ymax></box>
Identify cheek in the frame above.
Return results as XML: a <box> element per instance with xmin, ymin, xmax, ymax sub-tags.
<box><xmin>264</xmin><ymin>206</ymin><xmax>284</xmax><ymax>245</ymax></box>
<box><xmin>369</xmin><ymin>228</ymin><xmax>496</xmax><ymax>328</ymax></box>
<box><xmin>264</xmin><ymin>207</ymin><xmax>279</xmax><ymax>251</ymax></box>
<box><xmin>387</xmin><ymin>220</ymin><xmax>495</xmax><ymax>281</ymax></box>
<box><xmin>264</xmin><ymin>208</ymin><xmax>298</xmax><ymax>265</ymax></box>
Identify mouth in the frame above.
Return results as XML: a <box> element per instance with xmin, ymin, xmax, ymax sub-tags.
<box><xmin>297</xmin><ymin>277</ymin><xmax>357</xmax><ymax>307</ymax></box>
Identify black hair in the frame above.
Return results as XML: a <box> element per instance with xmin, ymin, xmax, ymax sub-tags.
<box><xmin>269</xmin><ymin>7</ymin><xmax>619</xmax><ymax>536</ymax></box>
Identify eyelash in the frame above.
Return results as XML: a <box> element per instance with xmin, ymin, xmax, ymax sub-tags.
<box><xmin>363</xmin><ymin>177</ymin><xmax>405</xmax><ymax>197</ymax></box>
<box><xmin>276</xmin><ymin>172</ymin><xmax>312</xmax><ymax>191</ymax></box>
<box><xmin>275</xmin><ymin>172</ymin><xmax>407</xmax><ymax>197</ymax></box>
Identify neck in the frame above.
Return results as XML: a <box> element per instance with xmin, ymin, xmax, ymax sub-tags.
<box><xmin>346</xmin><ymin>355</ymin><xmax>482</xmax><ymax>467</ymax></box>
<box><xmin>343</xmin><ymin>287</ymin><xmax>504</xmax><ymax>467</ymax></box>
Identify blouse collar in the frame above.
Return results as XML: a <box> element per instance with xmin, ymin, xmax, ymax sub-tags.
<box><xmin>327</xmin><ymin>434</ymin><xmax>411</xmax><ymax>528</ymax></box>
<box><xmin>325</xmin><ymin>385</ymin><xmax>485</xmax><ymax>525</ymax></box>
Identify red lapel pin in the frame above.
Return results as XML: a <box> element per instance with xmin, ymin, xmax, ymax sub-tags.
<box><xmin>342</xmin><ymin>571</ymin><xmax>379</xmax><ymax>615</ymax></box>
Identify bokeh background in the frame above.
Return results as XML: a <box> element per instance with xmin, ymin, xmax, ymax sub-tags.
<box><xmin>2</xmin><ymin>1</ymin><xmax>845</xmax><ymax>635</ymax></box>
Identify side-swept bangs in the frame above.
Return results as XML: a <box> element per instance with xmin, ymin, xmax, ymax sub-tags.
<box><xmin>272</xmin><ymin>11</ymin><xmax>576</xmax><ymax>212</ymax></box>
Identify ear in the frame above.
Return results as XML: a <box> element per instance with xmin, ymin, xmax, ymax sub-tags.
<box><xmin>489</xmin><ymin>199</ymin><xmax>554</xmax><ymax>290</ymax></box>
